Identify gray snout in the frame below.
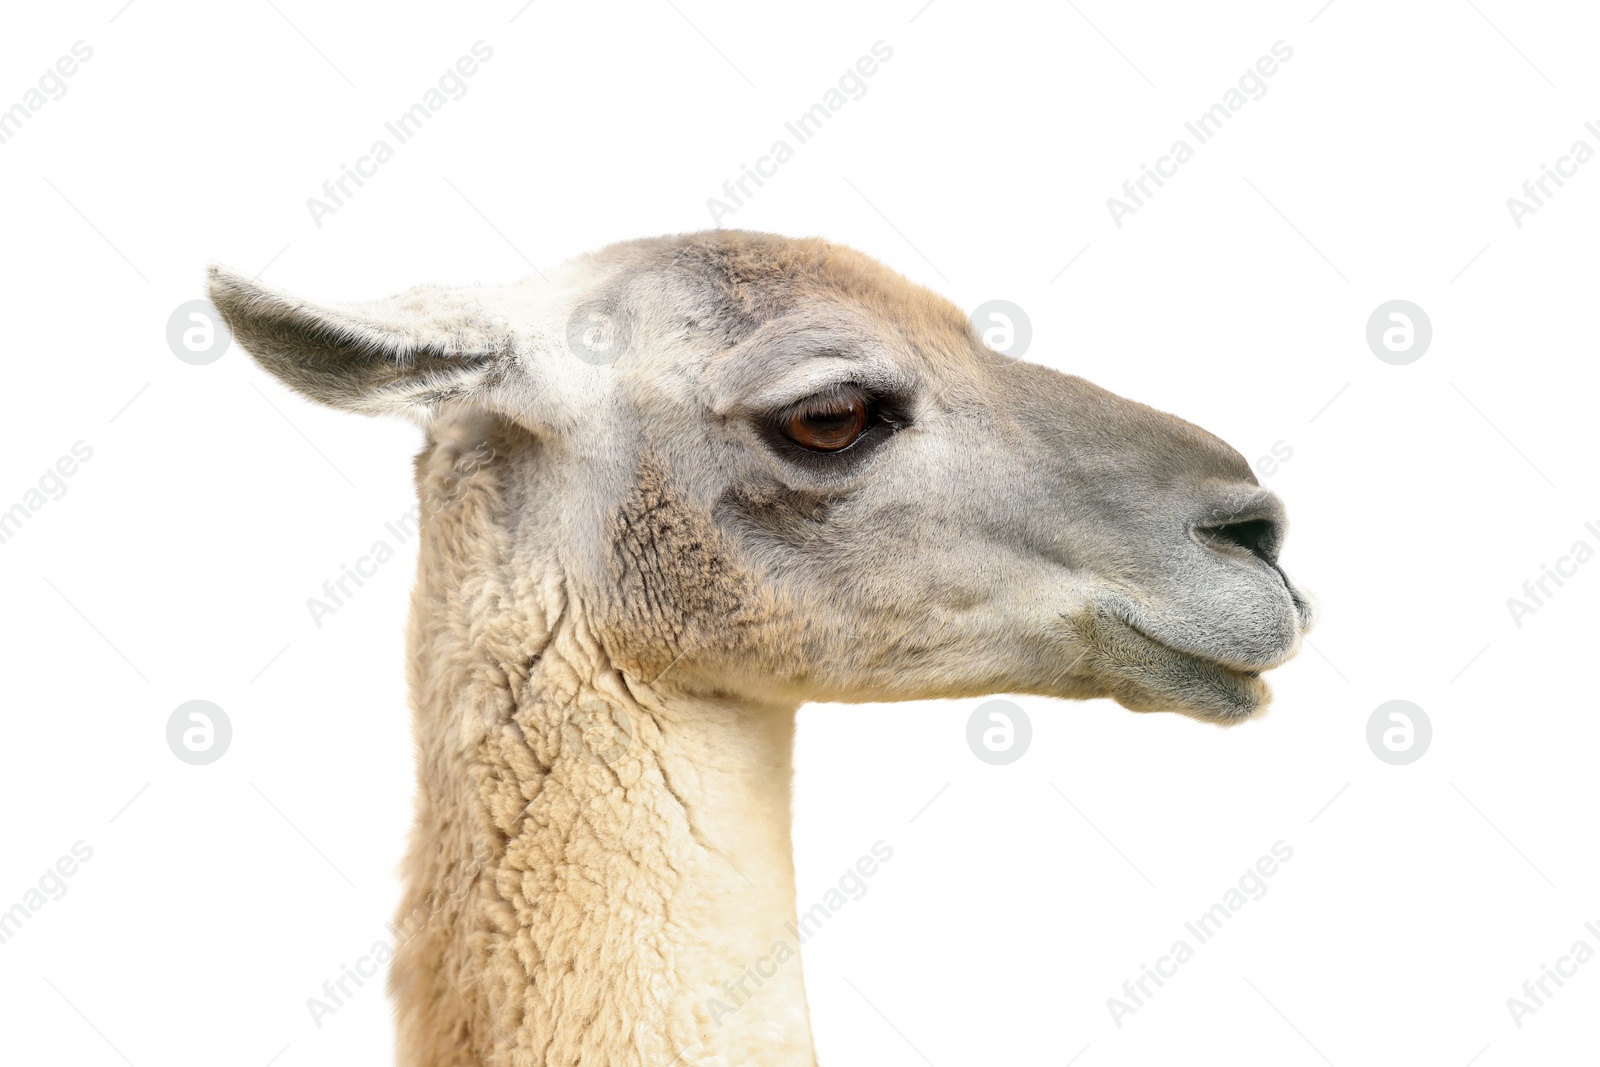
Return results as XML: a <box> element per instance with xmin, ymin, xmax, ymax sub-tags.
<box><xmin>1189</xmin><ymin>485</ymin><xmax>1314</xmax><ymax>638</ymax></box>
<box><xmin>1103</xmin><ymin>485</ymin><xmax>1310</xmax><ymax>671</ymax></box>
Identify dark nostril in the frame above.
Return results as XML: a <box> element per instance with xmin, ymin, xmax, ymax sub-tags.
<box><xmin>1193</xmin><ymin>488</ymin><xmax>1288</xmax><ymax>568</ymax></box>
<box><xmin>1198</xmin><ymin>517</ymin><xmax>1282</xmax><ymax>567</ymax></box>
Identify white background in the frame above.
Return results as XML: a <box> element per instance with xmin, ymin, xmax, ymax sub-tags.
<box><xmin>1</xmin><ymin>1</ymin><xmax>1596</xmax><ymax>1064</ymax></box>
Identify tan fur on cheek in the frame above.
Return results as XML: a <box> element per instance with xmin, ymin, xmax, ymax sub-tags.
<box><xmin>602</xmin><ymin>456</ymin><xmax>788</xmax><ymax>682</ymax></box>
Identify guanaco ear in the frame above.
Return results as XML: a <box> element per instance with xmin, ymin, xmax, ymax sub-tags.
<box><xmin>206</xmin><ymin>264</ymin><xmax>524</xmax><ymax>420</ymax></box>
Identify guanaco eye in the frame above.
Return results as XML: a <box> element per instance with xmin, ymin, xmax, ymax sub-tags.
<box><xmin>781</xmin><ymin>389</ymin><xmax>872</xmax><ymax>453</ymax></box>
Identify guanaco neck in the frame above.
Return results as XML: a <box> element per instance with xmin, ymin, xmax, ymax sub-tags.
<box><xmin>390</xmin><ymin>421</ymin><xmax>817</xmax><ymax>1066</ymax></box>
<box><xmin>418</xmin><ymin>630</ymin><xmax>817</xmax><ymax>1063</ymax></box>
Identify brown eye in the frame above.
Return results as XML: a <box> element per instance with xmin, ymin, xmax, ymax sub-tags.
<box><xmin>782</xmin><ymin>391</ymin><xmax>871</xmax><ymax>452</ymax></box>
